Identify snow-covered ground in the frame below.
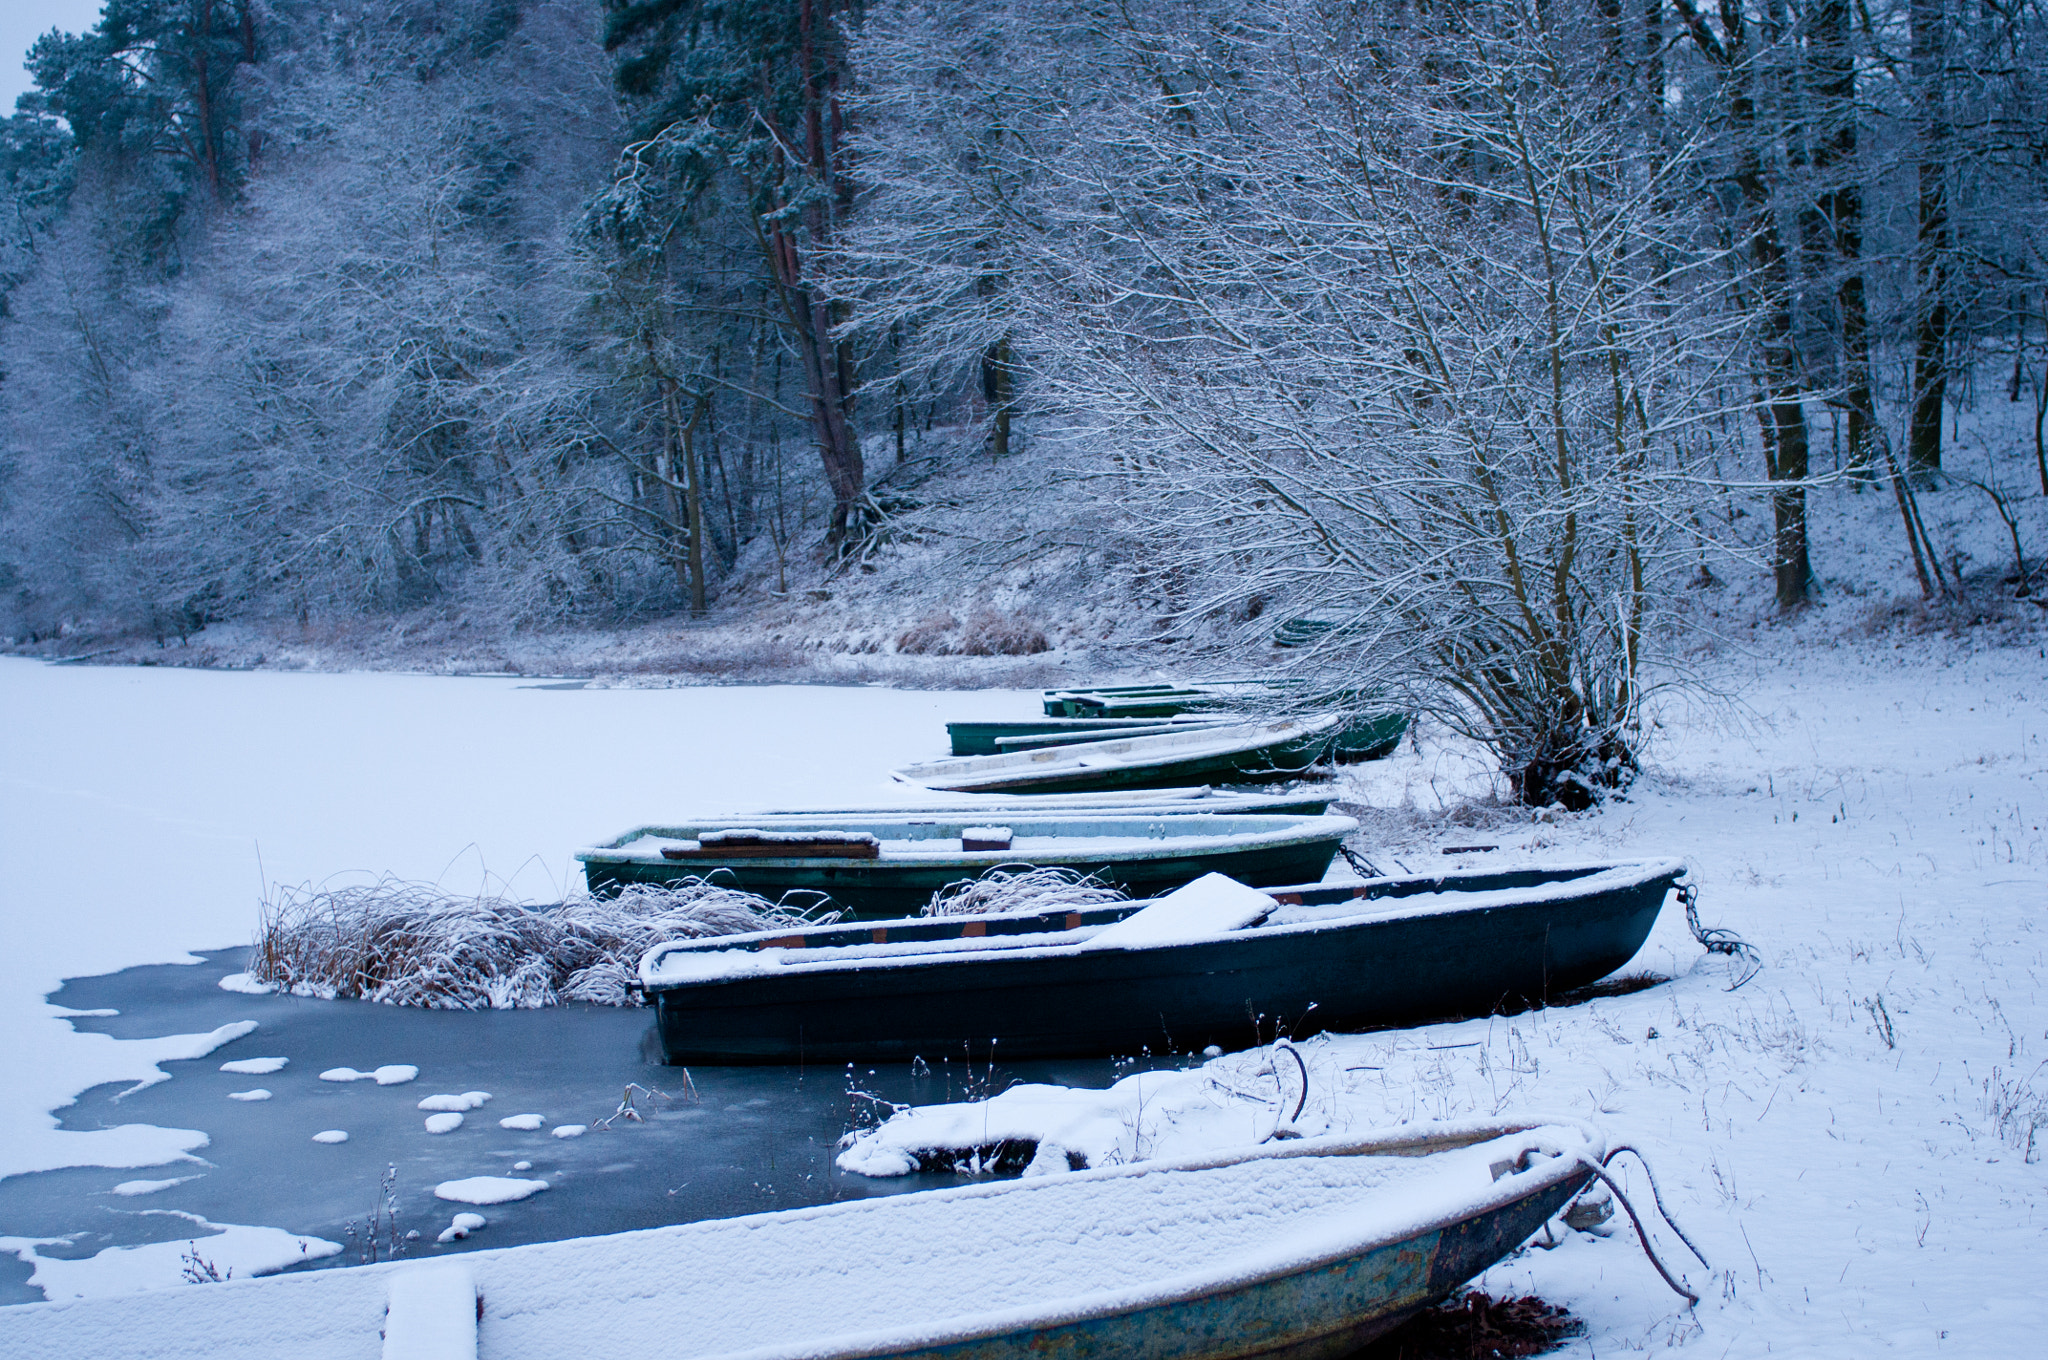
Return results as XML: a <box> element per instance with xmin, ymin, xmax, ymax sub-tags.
<box><xmin>1</xmin><ymin>629</ymin><xmax>2043</xmax><ymax>1354</ymax></box>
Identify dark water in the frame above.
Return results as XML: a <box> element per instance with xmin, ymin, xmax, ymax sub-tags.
<box><xmin>1</xmin><ymin>951</ymin><xmax>1166</xmax><ymax>1306</ymax></box>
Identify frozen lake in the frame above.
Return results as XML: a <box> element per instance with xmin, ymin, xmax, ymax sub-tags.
<box><xmin>3</xmin><ymin>946</ymin><xmax>1168</xmax><ymax>1305</ymax></box>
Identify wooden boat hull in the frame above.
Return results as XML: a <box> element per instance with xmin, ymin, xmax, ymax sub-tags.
<box><xmin>581</xmin><ymin>813</ymin><xmax>1356</xmax><ymax>917</ymax></box>
<box><xmin>643</xmin><ymin>860</ymin><xmax>1682</xmax><ymax>1063</ymax></box>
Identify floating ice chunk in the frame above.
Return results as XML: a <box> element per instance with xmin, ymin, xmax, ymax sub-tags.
<box><xmin>227</xmin><ymin>1088</ymin><xmax>272</xmax><ymax>1102</ymax></box>
<box><xmin>551</xmin><ymin>1124</ymin><xmax>586</xmax><ymax>1139</ymax></box>
<box><xmin>433</xmin><ymin>1176</ymin><xmax>548</xmax><ymax>1205</ymax></box>
<box><xmin>374</xmin><ymin>1065</ymin><xmax>419</xmax><ymax>1085</ymax></box>
<box><xmin>512</xmin><ymin>1161</ymin><xmax>532</xmax><ymax>1172</ymax></box>
<box><xmin>220</xmin><ymin>1057</ymin><xmax>288</xmax><ymax>1075</ymax></box>
<box><xmin>424</xmin><ymin>1113</ymin><xmax>465</xmax><ymax>1134</ymax></box>
<box><xmin>1202</xmin><ymin>1045</ymin><xmax>1223</xmax><ymax>1058</ymax></box>
<box><xmin>111</xmin><ymin>1177</ymin><xmax>193</xmax><ymax>1196</ymax></box>
<box><xmin>320</xmin><ymin>1067</ymin><xmax>369</xmax><ymax>1082</ymax></box>
<box><xmin>436</xmin><ymin>1212</ymin><xmax>488</xmax><ymax>1243</ymax></box>
<box><xmin>312</xmin><ymin>1130</ymin><xmax>349</xmax><ymax>1144</ymax></box>
<box><xmin>498</xmin><ymin>1114</ymin><xmax>544</xmax><ymax>1131</ymax></box>
<box><xmin>217</xmin><ymin>973</ymin><xmax>276</xmax><ymax>995</ymax></box>
<box><xmin>418</xmin><ymin>1092</ymin><xmax>490</xmax><ymax>1113</ymax></box>
<box><xmin>54</xmin><ymin>1007</ymin><xmax>118</xmax><ymax>1017</ymax></box>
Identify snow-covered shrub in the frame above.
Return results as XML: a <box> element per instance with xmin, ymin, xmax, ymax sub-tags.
<box><xmin>894</xmin><ymin>611</ymin><xmax>959</xmax><ymax>654</ymax></box>
<box><xmin>957</xmin><ymin>608</ymin><xmax>1050</xmax><ymax>656</ymax></box>
<box><xmin>923</xmin><ymin>866</ymin><xmax>1128</xmax><ymax>917</ymax></box>
<box><xmin>249</xmin><ymin>878</ymin><xmax>836</xmax><ymax>1009</ymax></box>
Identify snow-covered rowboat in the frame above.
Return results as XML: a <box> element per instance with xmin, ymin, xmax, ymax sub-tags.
<box><xmin>895</xmin><ymin>716</ymin><xmax>1344</xmax><ymax>794</ymax></box>
<box><xmin>946</xmin><ymin>715</ymin><xmax>1235</xmax><ymax>756</ymax></box>
<box><xmin>578</xmin><ymin>811</ymin><xmax>1358</xmax><ymax>916</ymax></box>
<box><xmin>0</xmin><ymin>1121</ymin><xmax>1602</xmax><ymax>1360</ymax></box>
<box><xmin>637</xmin><ymin>859</ymin><xmax>1685</xmax><ymax>1063</ymax></box>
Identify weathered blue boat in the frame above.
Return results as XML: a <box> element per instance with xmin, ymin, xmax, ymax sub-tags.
<box><xmin>638</xmin><ymin>859</ymin><xmax>1685</xmax><ymax>1063</ymax></box>
<box><xmin>0</xmin><ymin>1120</ymin><xmax>1604</xmax><ymax>1360</ymax></box>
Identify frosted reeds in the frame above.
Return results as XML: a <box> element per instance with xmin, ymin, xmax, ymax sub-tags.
<box><xmin>248</xmin><ymin>878</ymin><xmax>836</xmax><ymax>1009</ymax></box>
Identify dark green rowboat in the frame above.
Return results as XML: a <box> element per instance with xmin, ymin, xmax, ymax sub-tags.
<box><xmin>947</xmin><ymin>716</ymin><xmax>1233</xmax><ymax>756</ymax></box>
<box><xmin>638</xmin><ymin>859</ymin><xmax>1685</xmax><ymax>1064</ymax></box>
<box><xmin>578</xmin><ymin>811</ymin><xmax>1357</xmax><ymax>916</ymax></box>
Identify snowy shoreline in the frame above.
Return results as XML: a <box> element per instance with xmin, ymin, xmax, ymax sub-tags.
<box><xmin>2</xmin><ymin>639</ymin><xmax>2043</xmax><ymax>1355</ymax></box>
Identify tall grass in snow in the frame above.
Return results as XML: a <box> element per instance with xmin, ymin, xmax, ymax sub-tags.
<box><xmin>249</xmin><ymin>878</ymin><xmax>837</xmax><ymax>1009</ymax></box>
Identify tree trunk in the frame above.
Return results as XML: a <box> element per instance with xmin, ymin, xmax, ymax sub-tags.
<box><xmin>1676</xmin><ymin>1</ymin><xmax>1812</xmax><ymax>607</ymax></box>
<box><xmin>1909</xmin><ymin>0</ymin><xmax>1950</xmax><ymax>479</ymax></box>
<box><xmin>1811</xmin><ymin>0</ymin><xmax>1874</xmax><ymax>482</ymax></box>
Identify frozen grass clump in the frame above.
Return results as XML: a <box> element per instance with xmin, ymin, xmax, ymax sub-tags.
<box><xmin>923</xmin><ymin>866</ymin><xmax>1129</xmax><ymax>918</ymax></box>
<box><xmin>249</xmin><ymin>878</ymin><xmax>837</xmax><ymax>1009</ymax></box>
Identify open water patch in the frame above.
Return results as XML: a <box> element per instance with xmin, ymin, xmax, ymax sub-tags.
<box><xmin>1</xmin><ymin>949</ymin><xmax>1169</xmax><ymax>1305</ymax></box>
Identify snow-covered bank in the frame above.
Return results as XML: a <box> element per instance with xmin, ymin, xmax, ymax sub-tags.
<box><xmin>2</xmin><ymin>638</ymin><xmax>2043</xmax><ymax>1356</ymax></box>
<box><xmin>841</xmin><ymin>642</ymin><xmax>2048</xmax><ymax>1355</ymax></box>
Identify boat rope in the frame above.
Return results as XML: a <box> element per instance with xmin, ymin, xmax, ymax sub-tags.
<box><xmin>1572</xmin><ymin>1151</ymin><xmax>1707</xmax><ymax>1306</ymax></box>
<box><xmin>1260</xmin><ymin>1041</ymin><xmax>1310</xmax><ymax>1140</ymax></box>
<box><xmin>1679</xmin><ymin>881</ymin><xmax>1760</xmax><ymax>990</ymax></box>
<box><xmin>1601</xmin><ymin>1147</ymin><xmax>1711</xmax><ymax>1270</ymax></box>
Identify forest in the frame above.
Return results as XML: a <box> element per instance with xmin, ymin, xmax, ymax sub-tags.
<box><xmin>2</xmin><ymin>0</ymin><xmax>2044</xmax><ymax>801</ymax></box>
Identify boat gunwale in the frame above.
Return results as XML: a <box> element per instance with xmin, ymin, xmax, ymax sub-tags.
<box><xmin>637</xmin><ymin>858</ymin><xmax>1684</xmax><ymax>988</ymax></box>
<box><xmin>675</xmin><ymin>1119</ymin><xmax>1603</xmax><ymax>1360</ymax></box>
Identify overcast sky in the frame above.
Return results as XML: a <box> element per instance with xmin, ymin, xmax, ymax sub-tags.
<box><xmin>3</xmin><ymin>1</ymin><xmax>104</xmax><ymax>115</ymax></box>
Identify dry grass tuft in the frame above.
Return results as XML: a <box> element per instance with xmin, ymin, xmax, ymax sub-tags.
<box><xmin>249</xmin><ymin>877</ymin><xmax>837</xmax><ymax>1009</ymax></box>
<box><xmin>1356</xmin><ymin>1291</ymin><xmax>1581</xmax><ymax>1358</ymax></box>
<box><xmin>923</xmin><ymin>866</ymin><xmax>1130</xmax><ymax>918</ymax></box>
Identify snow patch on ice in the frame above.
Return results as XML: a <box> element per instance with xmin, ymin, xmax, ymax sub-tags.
<box><xmin>216</xmin><ymin>973</ymin><xmax>275</xmax><ymax>995</ymax></box>
<box><xmin>498</xmin><ymin>1114</ymin><xmax>544</xmax><ymax>1131</ymax></box>
<box><xmin>418</xmin><ymin>1091</ymin><xmax>490</xmax><ymax>1112</ymax></box>
<box><xmin>310</xmin><ymin>1131</ymin><xmax>348</xmax><ymax>1144</ymax></box>
<box><xmin>423</xmin><ymin>1113</ymin><xmax>464</xmax><ymax>1134</ymax></box>
<box><xmin>218</xmin><ymin>1057</ymin><xmax>288</xmax><ymax>1075</ymax></box>
<box><xmin>373</xmin><ymin>1064</ymin><xmax>419</xmax><ymax>1085</ymax></box>
<box><xmin>110</xmin><ymin>1177</ymin><xmax>196</xmax><ymax>1197</ymax></box>
<box><xmin>550</xmin><ymin>1124</ymin><xmax>586</xmax><ymax>1139</ymax></box>
<box><xmin>511</xmin><ymin>1161</ymin><xmax>532</xmax><ymax>1171</ymax></box>
<box><xmin>436</xmin><ymin>1213</ymin><xmax>488</xmax><ymax>1243</ymax></box>
<box><xmin>226</xmin><ymin>1089</ymin><xmax>271</xmax><ymax>1102</ymax></box>
<box><xmin>0</xmin><ymin>1215</ymin><xmax>340</xmax><ymax>1301</ymax></box>
<box><xmin>433</xmin><ymin>1176</ymin><xmax>548</xmax><ymax>1205</ymax></box>
<box><xmin>318</xmin><ymin>1067</ymin><xmax>369</xmax><ymax>1082</ymax></box>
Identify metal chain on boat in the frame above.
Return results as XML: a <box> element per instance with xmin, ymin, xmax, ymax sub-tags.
<box><xmin>1679</xmin><ymin>881</ymin><xmax>1761</xmax><ymax>991</ymax></box>
<box><xmin>1337</xmin><ymin>845</ymin><xmax>1383</xmax><ymax>879</ymax></box>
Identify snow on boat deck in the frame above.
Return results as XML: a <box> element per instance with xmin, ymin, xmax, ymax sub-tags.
<box><xmin>0</xmin><ymin>1126</ymin><xmax>1589</xmax><ymax>1360</ymax></box>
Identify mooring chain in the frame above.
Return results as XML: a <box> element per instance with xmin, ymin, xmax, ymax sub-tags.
<box><xmin>1679</xmin><ymin>881</ymin><xmax>1760</xmax><ymax>991</ymax></box>
<box><xmin>1337</xmin><ymin>845</ymin><xmax>1383</xmax><ymax>879</ymax></box>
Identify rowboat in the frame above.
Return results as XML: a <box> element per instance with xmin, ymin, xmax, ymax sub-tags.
<box><xmin>896</xmin><ymin>716</ymin><xmax>1343</xmax><ymax>795</ymax></box>
<box><xmin>637</xmin><ymin>859</ymin><xmax>1685</xmax><ymax>1063</ymax></box>
<box><xmin>947</xmin><ymin>716</ymin><xmax>1233</xmax><ymax>756</ymax></box>
<box><xmin>1037</xmin><ymin>684</ymin><xmax>1407</xmax><ymax>763</ymax></box>
<box><xmin>578</xmin><ymin>811</ymin><xmax>1358</xmax><ymax>917</ymax></box>
<box><xmin>0</xmin><ymin>1120</ymin><xmax>1603</xmax><ymax>1360</ymax></box>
